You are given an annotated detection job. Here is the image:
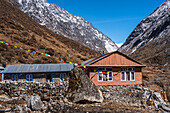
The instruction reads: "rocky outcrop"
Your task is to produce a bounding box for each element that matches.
[6,0,19,7]
[143,88,170,112]
[66,67,103,103]
[27,95,43,111]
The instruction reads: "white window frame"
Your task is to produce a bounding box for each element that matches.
[98,72,103,81]
[98,71,113,82]
[121,67,135,81]
[130,71,135,81]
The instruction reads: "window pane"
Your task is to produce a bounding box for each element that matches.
[131,72,135,80]
[128,68,132,71]
[109,72,112,80]
[98,73,102,81]
[26,74,33,81]
[103,74,107,81]
[126,72,130,81]
[98,68,104,71]
[121,72,125,80]
[16,75,18,81]
[106,68,112,71]
[12,75,15,81]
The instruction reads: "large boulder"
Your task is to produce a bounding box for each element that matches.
[66,67,103,103]
[27,95,43,111]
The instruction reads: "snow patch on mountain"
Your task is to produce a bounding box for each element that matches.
[119,0,170,54]
[116,43,123,48]
[16,0,118,52]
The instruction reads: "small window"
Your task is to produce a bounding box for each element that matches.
[128,68,132,71]
[106,68,112,71]
[121,72,125,81]
[11,74,19,81]
[109,72,112,81]
[98,68,104,71]
[98,73,103,81]
[26,74,33,81]
[126,72,130,81]
[121,67,135,81]
[98,71,112,81]
[131,72,135,81]
[59,73,67,82]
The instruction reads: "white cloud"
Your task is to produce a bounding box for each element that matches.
[116,43,123,48]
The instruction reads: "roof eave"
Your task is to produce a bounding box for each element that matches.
[86,65,146,67]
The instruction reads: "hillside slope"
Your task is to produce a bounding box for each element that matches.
[119,0,170,68]
[0,0,100,65]
[14,0,118,52]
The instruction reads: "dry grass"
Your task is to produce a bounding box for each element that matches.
[0,0,100,65]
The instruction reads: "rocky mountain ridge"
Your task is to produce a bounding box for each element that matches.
[15,0,118,52]
[119,0,170,54]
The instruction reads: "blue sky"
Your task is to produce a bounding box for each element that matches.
[47,0,166,45]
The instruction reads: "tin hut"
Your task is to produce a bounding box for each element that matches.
[3,64,74,82]
[82,51,145,86]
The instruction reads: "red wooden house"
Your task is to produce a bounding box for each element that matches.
[82,51,145,86]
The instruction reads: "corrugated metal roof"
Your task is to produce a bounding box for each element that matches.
[83,53,110,66]
[81,58,95,65]
[0,66,4,70]
[3,64,74,74]
[85,55,109,66]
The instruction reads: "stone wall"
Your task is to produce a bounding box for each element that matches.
[0,81,146,107]
[0,81,169,112]
[98,85,170,111]
[98,85,147,107]
[0,81,69,100]
[0,81,69,112]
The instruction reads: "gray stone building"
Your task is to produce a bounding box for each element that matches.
[3,64,74,82]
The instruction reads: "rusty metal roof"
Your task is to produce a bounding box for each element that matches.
[82,51,144,67]
[3,64,74,74]
[82,52,112,66]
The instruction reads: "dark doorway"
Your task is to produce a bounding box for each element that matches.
[45,73,53,82]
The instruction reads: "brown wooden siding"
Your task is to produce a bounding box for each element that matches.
[89,53,142,67]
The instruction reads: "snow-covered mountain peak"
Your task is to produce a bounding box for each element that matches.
[119,0,170,54]
[16,0,118,52]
